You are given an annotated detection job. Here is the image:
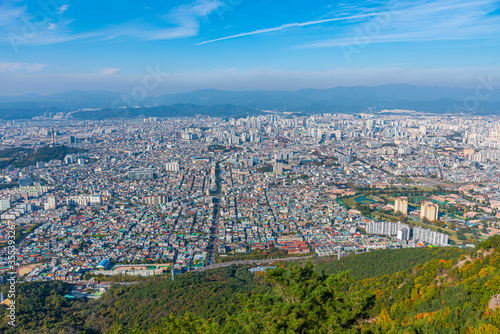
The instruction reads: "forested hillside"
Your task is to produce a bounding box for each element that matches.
[0,145,87,169]
[4,243,500,333]
[310,247,464,280]
[119,239,499,334]
[0,266,269,333]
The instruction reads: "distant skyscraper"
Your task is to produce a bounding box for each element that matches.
[250,134,261,143]
[127,168,154,180]
[395,197,408,215]
[67,196,90,206]
[421,201,438,221]
[273,162,284,175]
[0,198,11,211]
[397,226,410,241]
[46,196,57,210]
[166,162,180,172]
[143,195,169,206]
[90,195,102,205]
[398,145,412,155]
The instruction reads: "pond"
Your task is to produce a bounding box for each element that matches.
[355,196,376,203]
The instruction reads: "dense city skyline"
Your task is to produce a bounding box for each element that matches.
[1,113,500,279]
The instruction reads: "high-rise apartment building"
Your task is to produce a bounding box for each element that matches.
[46,196,57,210]
[395,197,408,215]
[413,227,448,246]
[67,196,90,206]
[273,162,284,175]
[366,221,409,240]
[165,162,180,172]
[0,198,11,211]
[274,151,294,161]
[90,195,102,205]
[143,195,169,206]
[397,226,410,241]
[127,168,155,180]
[421,201,439,221]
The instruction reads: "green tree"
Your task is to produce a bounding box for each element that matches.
[144,313,220,334]
[224,262,374,333]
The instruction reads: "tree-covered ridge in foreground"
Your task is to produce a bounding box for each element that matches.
[4,244,500,333]
[0,266,270,334]
[133,266,374,334]
[0,247,463,333]
[310,247,464,280]
[109,238,500,334]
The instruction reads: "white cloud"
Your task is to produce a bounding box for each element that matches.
[99,68,120,75]
[0,0,223,46]
[197,12,385,45]
[58,4,69,15]
[195,0,500,47]
[0,62,47,72]
[105,0,224,41]
[298,0,500,48]
[0,1,93,48]
[0,2,26,28]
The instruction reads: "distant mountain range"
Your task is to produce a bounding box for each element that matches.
[1,84,499,119]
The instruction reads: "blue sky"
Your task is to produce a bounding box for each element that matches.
[0,0,499,95]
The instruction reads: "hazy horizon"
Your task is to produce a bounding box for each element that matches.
[0,77,496,97]
[1,0,499,95]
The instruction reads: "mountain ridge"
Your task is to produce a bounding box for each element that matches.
[1,84,499,119]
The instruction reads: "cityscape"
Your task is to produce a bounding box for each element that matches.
[1,113,499,289]
[1,0,500,332]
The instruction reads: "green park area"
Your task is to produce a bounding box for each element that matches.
[341,190,476,244]
[0,145,87,169]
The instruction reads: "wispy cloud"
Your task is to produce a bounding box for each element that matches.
[58,4,69,15]
[0,0,222,47]
[0,0,93,47]
[196,12,386,45]
[99,68,120,75]
[298,0,500,48]
[0,62,47,72]
[196,0,500,47]
[105,0,223,41]
[0,1,26,29]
